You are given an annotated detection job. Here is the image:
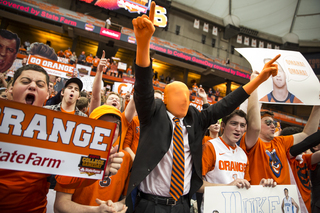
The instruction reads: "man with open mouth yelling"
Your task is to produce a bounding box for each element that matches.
[44,77,87,117]
[11,64,49,106]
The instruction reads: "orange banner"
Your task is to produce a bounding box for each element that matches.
[0,99,116,179]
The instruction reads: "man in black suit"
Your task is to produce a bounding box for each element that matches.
[126,2,280,212]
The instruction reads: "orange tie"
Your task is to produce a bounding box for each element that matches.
[170,117,185,201]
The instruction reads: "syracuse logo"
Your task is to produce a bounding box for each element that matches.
[295,156,311,190]
[78,154,106,176]
[265,149,283,178]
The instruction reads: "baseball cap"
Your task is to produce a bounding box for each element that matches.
[64,78,83,91]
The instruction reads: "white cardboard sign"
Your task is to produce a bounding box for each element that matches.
[204,185,299,213]
[236,48,320,105]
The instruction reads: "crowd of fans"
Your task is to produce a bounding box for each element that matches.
[8,34,223,101]
[1,6,320,213]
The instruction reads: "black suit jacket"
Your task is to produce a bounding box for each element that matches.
[126,63,249,212]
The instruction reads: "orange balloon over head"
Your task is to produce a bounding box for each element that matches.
[164,81,190,118]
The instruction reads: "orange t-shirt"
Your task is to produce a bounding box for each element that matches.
[57,51,65,57]
[92,58,100,67]
[110,64,117,71]
[288,153,316,213]
[192,85,198,93]
[0,170,50,213]
[64,50,72,58]
[202,138,250,181]
[55,150,132,205]
[123,116,140,153]
[240,132,294,185]
[86,56,93,63]
[60,107,75,115]
[126,67,132,74]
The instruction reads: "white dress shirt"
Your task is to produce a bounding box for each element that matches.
[139,111,192,196]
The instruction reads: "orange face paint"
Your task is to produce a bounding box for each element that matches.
[164,81,190,118]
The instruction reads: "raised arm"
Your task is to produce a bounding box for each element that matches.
[292,106,320,145]
[89,51,105,114]
[198,87,208,105]
[123,121,136,161]
[132,2,157,123]
[124,97,136,123]
[133,2,155,67]
[289,131,320,156]
[311,150,320,165]
[245,71,261,149]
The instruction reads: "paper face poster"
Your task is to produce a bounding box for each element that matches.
[236,48,320,105]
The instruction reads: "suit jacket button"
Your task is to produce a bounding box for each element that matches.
[147,169,151,172]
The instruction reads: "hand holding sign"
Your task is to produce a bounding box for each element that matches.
[105,145,124,176]
[230,178,251,189]
[259,178,277,187]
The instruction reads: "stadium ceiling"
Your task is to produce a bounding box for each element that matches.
[171,0,320,42]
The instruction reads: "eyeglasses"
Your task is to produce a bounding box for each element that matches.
[265,119,277,127]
